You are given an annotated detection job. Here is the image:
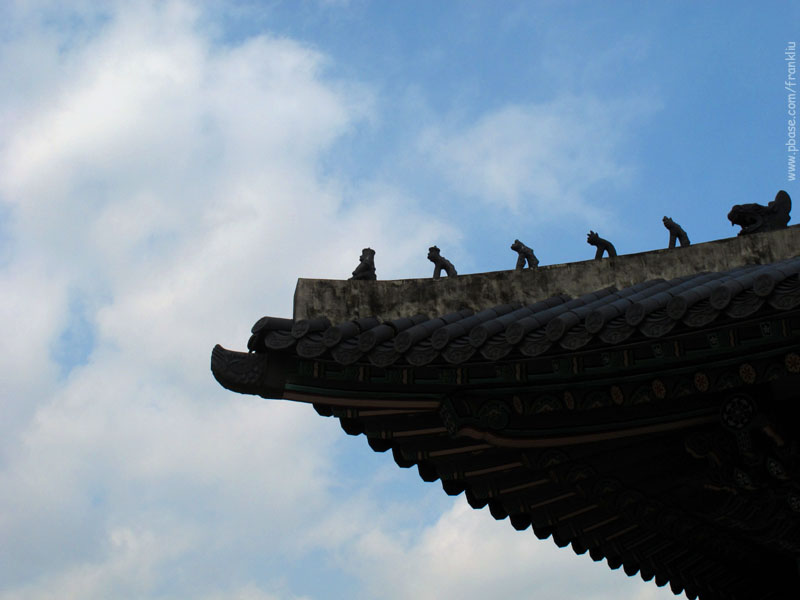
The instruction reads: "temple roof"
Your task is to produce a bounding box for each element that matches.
[250,256,800,370]
[212,230,800,600]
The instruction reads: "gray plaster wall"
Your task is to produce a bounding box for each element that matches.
[293,226,800,322]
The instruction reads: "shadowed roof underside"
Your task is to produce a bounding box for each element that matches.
[213,251,800,600]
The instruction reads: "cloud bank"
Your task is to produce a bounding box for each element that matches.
[0,2,674,599]
[419,96,645,224]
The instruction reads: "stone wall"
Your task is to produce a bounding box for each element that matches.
[293,225,800,322]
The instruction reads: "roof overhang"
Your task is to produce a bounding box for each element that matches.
[213,228,800,600]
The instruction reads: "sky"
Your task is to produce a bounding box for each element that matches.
[1,1,798,599]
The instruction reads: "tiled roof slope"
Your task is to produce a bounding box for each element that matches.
[249,257,800,367]
[213,254,800,600]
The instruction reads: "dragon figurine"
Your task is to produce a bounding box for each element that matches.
[728,190,791,235]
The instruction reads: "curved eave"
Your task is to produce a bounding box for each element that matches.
[212,251,800,600]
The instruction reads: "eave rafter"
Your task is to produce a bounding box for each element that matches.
[212,243,800,600]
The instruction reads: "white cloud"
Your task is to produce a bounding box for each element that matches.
[0,259,66,444]
[0,2,674,600]
[340,498,675,600]
[0,1,455,598]
[420,96,648,224]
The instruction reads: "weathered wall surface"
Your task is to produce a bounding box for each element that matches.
[293,225,800,322]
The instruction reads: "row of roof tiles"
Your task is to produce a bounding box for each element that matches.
[248,257,800,367]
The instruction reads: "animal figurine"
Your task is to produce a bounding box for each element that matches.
[587,231,617,259]
[427,246,457,279]
[662,216,690,248]
[510,239,539,270]
[349,248,376,280]
[728,190,792,235]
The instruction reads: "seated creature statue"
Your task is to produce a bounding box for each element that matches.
[662,216,691,248]
[349,247,377,280]
[510,239,539,270]
[427,246,457,279]
[587,230,617,260]
[727,190,792,235]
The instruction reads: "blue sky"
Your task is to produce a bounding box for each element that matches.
[0,2,797,599]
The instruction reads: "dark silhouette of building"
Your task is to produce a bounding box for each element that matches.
[213,226,800,600]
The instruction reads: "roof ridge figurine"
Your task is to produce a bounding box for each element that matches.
[427,246,457,279]
[510,239,539,270]
[663,216,690,248]
[349,248,376,280]
[728,190,792,235]
[341,190,792,279]
[587,230,617,259]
